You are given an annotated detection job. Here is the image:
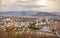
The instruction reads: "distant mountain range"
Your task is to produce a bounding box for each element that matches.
[0,11,37,16]
[31,12,57,16]
[0,11,58,16]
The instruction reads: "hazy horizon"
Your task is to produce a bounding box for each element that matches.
[0,0,60,15]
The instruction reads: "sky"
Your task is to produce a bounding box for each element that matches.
[0,0,60,15]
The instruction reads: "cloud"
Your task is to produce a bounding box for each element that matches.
[0,0,60,12]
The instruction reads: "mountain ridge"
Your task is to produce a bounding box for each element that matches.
[31,12,57,16]
[0,11,58,16]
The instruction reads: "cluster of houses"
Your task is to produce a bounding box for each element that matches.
[0,16,60,37]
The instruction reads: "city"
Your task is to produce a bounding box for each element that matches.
[0,0,60,38]
[0,16,60,38]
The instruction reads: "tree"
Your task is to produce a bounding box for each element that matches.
[29,22,42,30]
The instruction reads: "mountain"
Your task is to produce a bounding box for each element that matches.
[0,11,38,16]
[31,12,57,16]
[0,11,58,16]
[0,11,27,16]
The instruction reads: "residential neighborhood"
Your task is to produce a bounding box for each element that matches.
[0,16,60,38]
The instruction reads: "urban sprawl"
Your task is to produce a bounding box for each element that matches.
[0,16,60,38]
